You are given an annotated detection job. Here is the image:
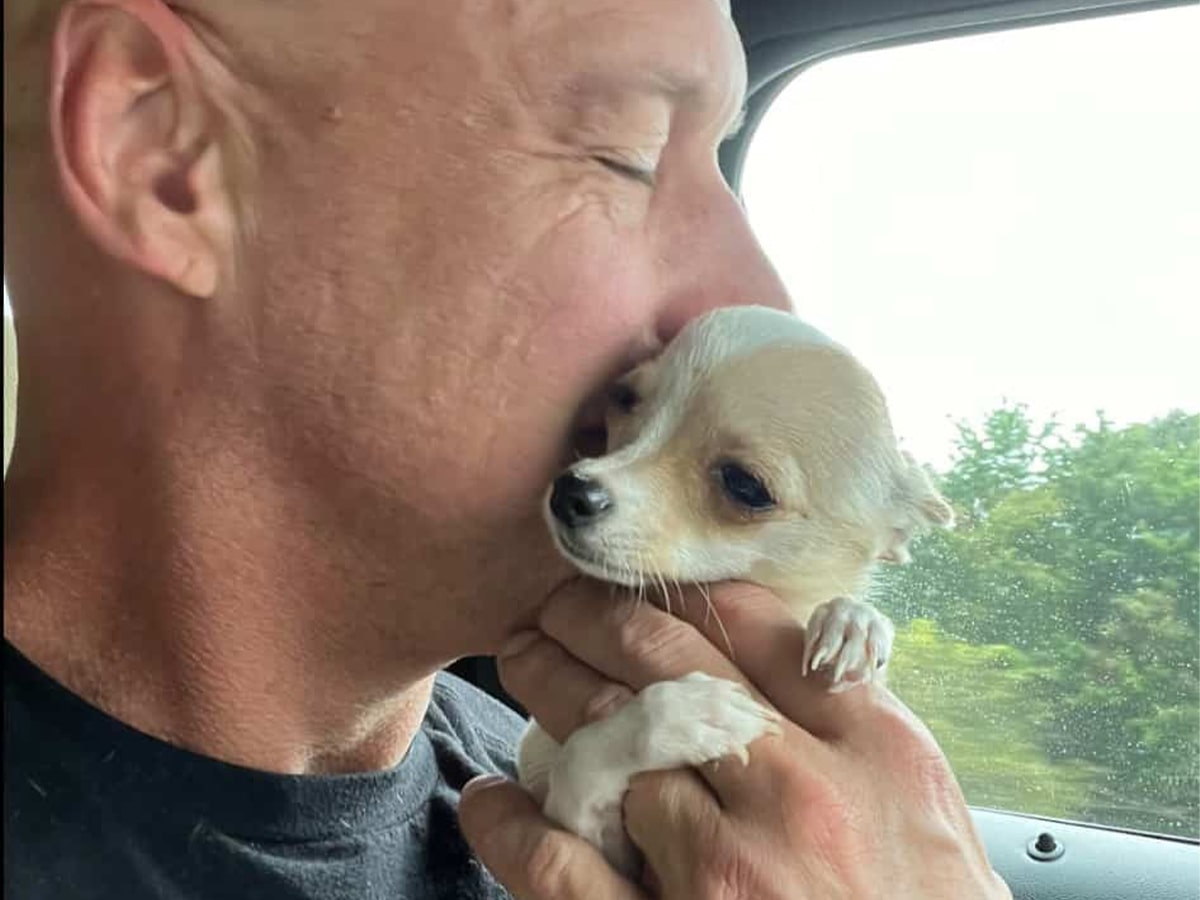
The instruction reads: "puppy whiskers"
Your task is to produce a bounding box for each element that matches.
[696,582,735,662]
[634,550,647,610]
[654,569,672,618]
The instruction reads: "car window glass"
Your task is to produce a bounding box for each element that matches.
[743,5,1200,838]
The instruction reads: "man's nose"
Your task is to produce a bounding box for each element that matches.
[654,180,792,345]
[549,472,614,528]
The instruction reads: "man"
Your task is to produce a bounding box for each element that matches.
[3,0,1011,897]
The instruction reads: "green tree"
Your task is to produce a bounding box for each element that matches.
[888,619,1098,817]
[878,405,1199,837]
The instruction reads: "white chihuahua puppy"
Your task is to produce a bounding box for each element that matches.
[518,305,953,876]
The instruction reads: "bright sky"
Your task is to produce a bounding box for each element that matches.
[742,5,1200,469]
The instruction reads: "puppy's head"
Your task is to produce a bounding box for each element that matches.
[546,306,952,597]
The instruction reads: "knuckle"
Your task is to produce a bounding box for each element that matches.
[522,828,578,897]
[582,682,634,723]
[708,581,770,616]
[766,752,862,853]
[764,741,835,807]
[875,700,954,788]
[696,846,758,900]
[774,759,825,807]
[497,637,559,697]
[613,604,694,667]
[625,776,758,900]
[903,739,961,801]
[626,770,694,830]
[801,795,860,861]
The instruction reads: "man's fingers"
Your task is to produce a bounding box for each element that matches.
[534,580,821,806]
[498,631,634,742]
[458,775,646,900]
[538,582,750,694]
[672,581,881,739]
[622,768,725,894]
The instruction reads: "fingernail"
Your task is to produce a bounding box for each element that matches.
[462,774,506,798]
[498,630,541,659]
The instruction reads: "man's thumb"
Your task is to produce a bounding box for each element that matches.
[458,774,642,900]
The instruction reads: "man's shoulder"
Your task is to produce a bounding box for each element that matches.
[426,669,527,780]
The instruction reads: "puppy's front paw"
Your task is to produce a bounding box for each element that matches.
[543,673,781,878]
[632,672,783,768]
[801,597,894,693]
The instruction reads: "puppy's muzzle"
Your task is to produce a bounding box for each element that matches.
[549,472,614,529]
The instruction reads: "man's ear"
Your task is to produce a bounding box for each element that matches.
[49,0,236,298]
[878,452,955,564]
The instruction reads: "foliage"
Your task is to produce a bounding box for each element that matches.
[888,620,1099,817]
[877,405,1199,838]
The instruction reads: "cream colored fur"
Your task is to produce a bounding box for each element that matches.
[519,305,952,876]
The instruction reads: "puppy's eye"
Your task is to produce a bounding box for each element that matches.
[718,462,776,511]
[608,382,640,414]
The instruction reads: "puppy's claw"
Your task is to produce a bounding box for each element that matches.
[809,647,827,672]
[801,607,831,676]
[832,653,851,684]
[801,597,894,693]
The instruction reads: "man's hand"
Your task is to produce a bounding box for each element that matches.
[458,580,1012,899]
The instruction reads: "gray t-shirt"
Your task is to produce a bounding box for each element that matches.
[4,641,523,899]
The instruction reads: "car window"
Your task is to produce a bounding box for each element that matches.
[742,6,1199,838]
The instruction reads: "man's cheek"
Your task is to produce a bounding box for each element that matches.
[534,214,657,328]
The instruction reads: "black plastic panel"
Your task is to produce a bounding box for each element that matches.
[973,808,1200,900]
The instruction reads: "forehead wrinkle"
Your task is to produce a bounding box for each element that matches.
[509,0,746,141]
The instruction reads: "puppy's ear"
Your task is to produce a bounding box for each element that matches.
[624,356,662,399]
[879,452,954,564]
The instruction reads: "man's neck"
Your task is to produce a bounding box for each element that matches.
[3,435,442,775]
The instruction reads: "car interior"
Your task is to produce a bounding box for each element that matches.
[451,0,1200,897]
[4,0,1197,897]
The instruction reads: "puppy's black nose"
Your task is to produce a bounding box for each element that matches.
[549,473,613,528]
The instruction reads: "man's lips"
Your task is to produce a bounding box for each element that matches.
[569,393,610,459]
[567,338,663,461]
[571,424,608,459]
